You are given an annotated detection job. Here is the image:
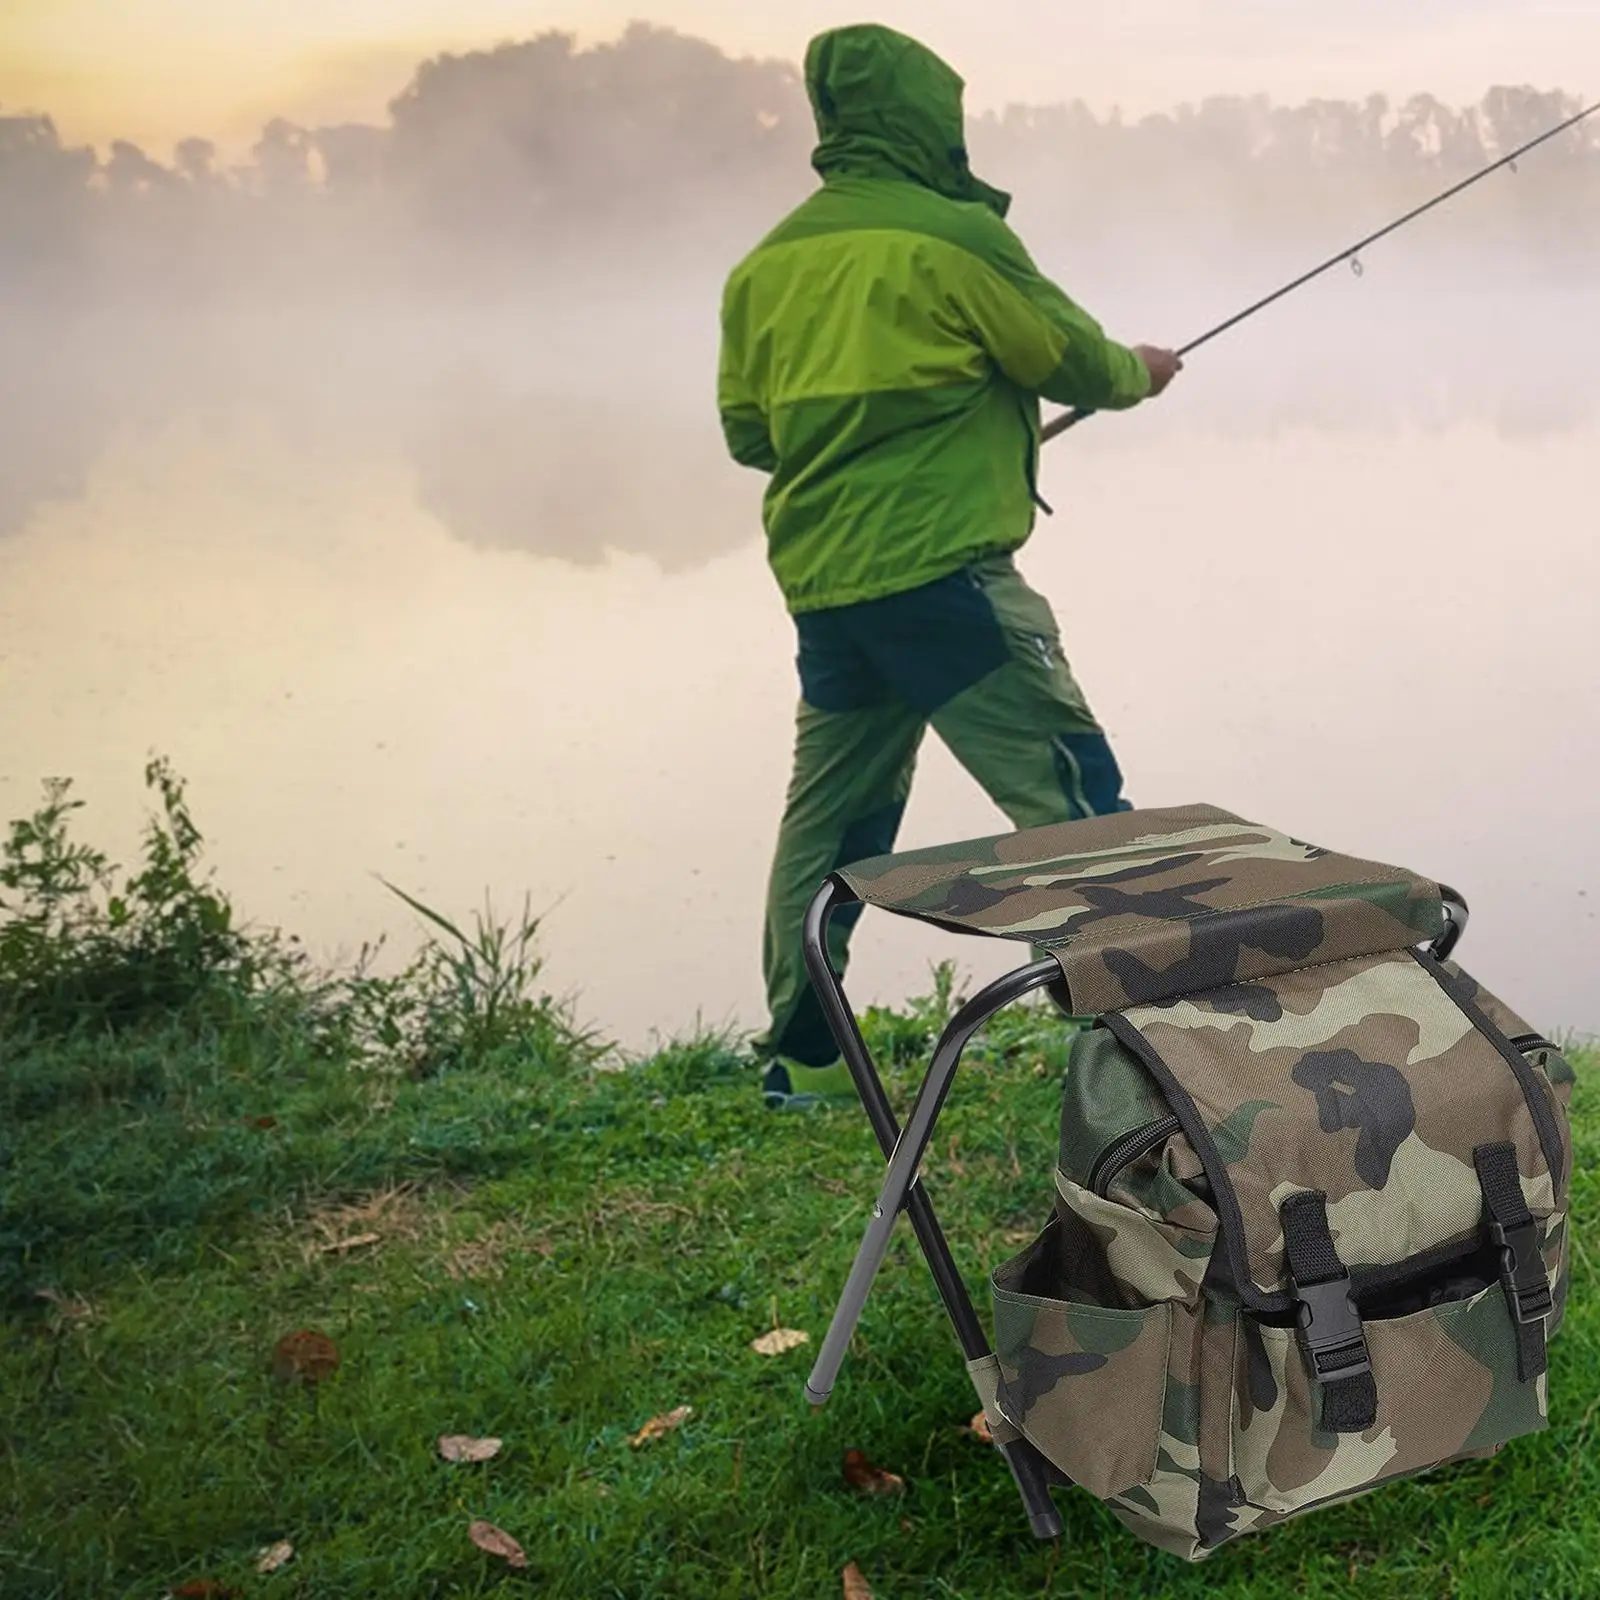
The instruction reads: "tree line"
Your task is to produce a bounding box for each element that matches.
[3,23,1594,299]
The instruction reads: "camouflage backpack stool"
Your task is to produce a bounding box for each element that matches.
[800,804,1574,1557]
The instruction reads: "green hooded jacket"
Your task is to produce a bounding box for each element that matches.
[717,24,1152,615]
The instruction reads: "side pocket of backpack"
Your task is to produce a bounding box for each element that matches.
[991,1173,1216,1503]
[993,1241,1171,1500]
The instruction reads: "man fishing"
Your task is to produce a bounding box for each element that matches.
[717,22,1182,1108]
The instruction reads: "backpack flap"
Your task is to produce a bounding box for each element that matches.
[1103,945,1568,1419]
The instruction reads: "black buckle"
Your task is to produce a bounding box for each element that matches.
[1291,1274,1372,1382]
[1490,1218,1553,1324]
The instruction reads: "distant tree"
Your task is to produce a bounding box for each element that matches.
[173,136,219,186]
[104,140,174,193]
[384,24,808,247]
[312,123,386,192]
[251,118,316,194]
[1480,86,1583,155]
[0,114,95,288]
[0,113,95,196]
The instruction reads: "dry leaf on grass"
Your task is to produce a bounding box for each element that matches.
[255,1541,294,1574]
[438,1434,503,1463]
[34,1287,94,1323]
[750,1327,809,1356]
[316,1232,381,1255]
[966,1410,994,1444]
[270,1329,340,1387]
[842,1449,905,1497]
[842,1561,874,1599]
[167,1583,238,1599]
[1001,1228,1034,1245]
[468,1519,527,1568]
[629,1405,693,1447]
[300,1181,436,1265]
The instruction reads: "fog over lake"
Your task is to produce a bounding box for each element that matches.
[3,37,1596,1048]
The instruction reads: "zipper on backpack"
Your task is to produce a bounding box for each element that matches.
[1089,1115,1183,1197]
[1510,1032,1561,1056]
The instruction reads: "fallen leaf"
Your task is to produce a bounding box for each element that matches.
[241,1116,278,1130]
[271,1329,340,1386]
[255,1540,294,1574]
[438,1433,504,1462]
[1001,1229,1034,1245]
[899,1518,913,1533]
[316,1232,381,1255]
[468,1519,527,1568]
[751,1327,809,1356]
[168,1584,238,1599]
[842,1449,905,1496]
[34,1287,93,1323]
[966,1410,994,1445]
[629,1405,693,1447]
[842,1561,874,1599]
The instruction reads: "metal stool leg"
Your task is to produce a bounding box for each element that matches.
[799,878,1065,1540]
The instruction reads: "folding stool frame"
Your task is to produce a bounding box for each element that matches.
[798,870,1470,1540]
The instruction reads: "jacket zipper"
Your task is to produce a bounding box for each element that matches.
[1020,406,1054,515]
[1089,1115,1182,1196]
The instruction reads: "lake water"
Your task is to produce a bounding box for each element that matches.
[3,405,1595,1054]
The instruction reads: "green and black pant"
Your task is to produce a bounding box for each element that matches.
[760,552,1131,1067]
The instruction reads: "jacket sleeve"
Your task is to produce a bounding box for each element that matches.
[718,279,779,473]
[946,216,1152,412]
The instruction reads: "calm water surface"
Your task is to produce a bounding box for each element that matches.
[2,414,1595,1051]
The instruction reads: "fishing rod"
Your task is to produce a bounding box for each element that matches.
[1041,95,1600,443]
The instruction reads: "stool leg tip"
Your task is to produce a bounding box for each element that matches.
[1028,1506,1065,1541]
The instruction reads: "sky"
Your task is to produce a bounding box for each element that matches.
[1,0,1595,157]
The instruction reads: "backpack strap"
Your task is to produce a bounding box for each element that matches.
[1473,1142,1552,1382]
[1280,1191,1378,1433]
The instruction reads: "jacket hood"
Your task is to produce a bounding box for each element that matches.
[803,24,1011,217]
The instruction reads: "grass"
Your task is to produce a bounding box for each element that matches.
[1,769,1596,1599]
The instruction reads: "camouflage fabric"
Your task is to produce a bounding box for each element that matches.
[953,809,1575,1559]
[837,804,1447,1012]
[1115,949,1564,1303]
[1229,1283,1545,1517]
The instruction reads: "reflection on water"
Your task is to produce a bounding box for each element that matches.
[2,413,1595,1050]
